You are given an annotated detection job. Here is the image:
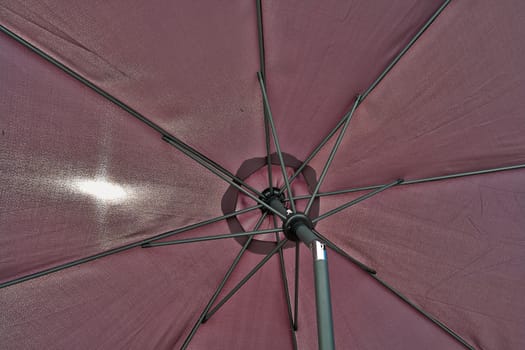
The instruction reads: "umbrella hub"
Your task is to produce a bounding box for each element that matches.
[260,187,315,243]
[259,187,285,213]
[282,212,314,242]
[221,154,320,254]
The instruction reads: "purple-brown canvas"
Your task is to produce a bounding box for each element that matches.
[1,1,524,349]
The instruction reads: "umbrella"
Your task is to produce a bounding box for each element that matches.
[1,0,524,349]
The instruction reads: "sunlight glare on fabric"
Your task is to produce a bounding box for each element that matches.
[72,178,129,202]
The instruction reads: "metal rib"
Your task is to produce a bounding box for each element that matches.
[264,114,274,188]
[371,274,475,350]
[305,164,525,199]
[180,213,268,349]
[143,228,280,247]
[256,0,266,79]
[278,106,355,196]
[313,179,403,223]
[305,95,360,215]
[313,229,376,274]
[294,241,300,330]
[256,0,273,188]
[0,204,261,289]
[0,24,262,199]
[204,238,288,322]
[361,0,452,100]
[279,0,452,194]
[163,136,286,220]
[162,135,262,197]
[273,216,298,350]
[258,72,297,213]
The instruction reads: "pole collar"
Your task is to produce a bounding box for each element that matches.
[282,212,313,242]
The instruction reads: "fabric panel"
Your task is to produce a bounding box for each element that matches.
[283,246,466,350]
[262,0,445,161]
[318,0,525,190]
[0,236,242,349]
[0,33,227,283]
[317,168,525,349]
[0,0,265,173]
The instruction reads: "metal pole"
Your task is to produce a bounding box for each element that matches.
[267,197,335,349]
[295,225,335,350]
[312,240,335,350]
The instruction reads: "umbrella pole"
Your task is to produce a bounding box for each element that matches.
[312,240,335,350]
[268,198,336,350]
[295,222,335,350]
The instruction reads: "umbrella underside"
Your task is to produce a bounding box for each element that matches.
[1,0,525,349]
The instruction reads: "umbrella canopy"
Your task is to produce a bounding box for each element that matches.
[1,0,524,349]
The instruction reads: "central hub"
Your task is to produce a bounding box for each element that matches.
[260,187,315,243]
[259,187,285,214]
[282,212,313,242]
[221,153,320,255]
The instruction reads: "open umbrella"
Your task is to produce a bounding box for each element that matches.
[1,0,524,349]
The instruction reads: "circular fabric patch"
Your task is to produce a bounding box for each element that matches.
[221,153,319,254]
